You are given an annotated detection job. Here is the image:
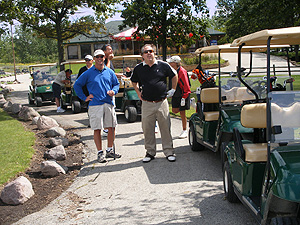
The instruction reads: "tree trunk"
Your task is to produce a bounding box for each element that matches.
[56,24,65,71]
[295,45,299,62]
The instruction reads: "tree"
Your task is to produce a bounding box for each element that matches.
[3,0,120,70]
[120,0,209,60]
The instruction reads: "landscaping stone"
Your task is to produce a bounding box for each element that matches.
[37,115,59,130]
[3,101,13,112]
[32,116,40,125]
[46,127,66,137]
[11,103,22,114]
[18,106,40,121]
[40,160,66,177]
[44,145,66,161]
[0,176,35,205]
[0,98,6,108]
[49,137,69,147]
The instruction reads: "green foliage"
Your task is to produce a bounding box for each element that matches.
[183,54,225,65]
[120,0,209,60]
[0,109,35,185]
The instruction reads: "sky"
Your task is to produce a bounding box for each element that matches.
[74,0,217,23]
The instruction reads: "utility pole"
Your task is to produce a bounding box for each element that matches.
[10,23,18,82]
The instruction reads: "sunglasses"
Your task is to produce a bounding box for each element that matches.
[95,55,104,58]
[144,50,154,54]
[85,59,92,61]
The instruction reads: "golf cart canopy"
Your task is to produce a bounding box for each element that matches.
[29,63,57,68]
[195,44,290,54]
[111,55,142,60]
[231,26,300,46]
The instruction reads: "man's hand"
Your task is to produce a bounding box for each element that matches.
[85,94,93,102]
[107,90,115,97]
[180,98,185,106]
[167,89,176,98]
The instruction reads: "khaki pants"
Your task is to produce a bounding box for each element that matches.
[142,99,174,157]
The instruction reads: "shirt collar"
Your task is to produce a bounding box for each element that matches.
[143,59,158,66]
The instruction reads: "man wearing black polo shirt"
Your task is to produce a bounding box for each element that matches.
[131,44,178,163]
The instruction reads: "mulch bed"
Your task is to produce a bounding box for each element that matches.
[0,117,84,225]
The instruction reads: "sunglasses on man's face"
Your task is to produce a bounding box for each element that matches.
[144,50,154,54]
[95,55,104,58]
[85,59,92,61]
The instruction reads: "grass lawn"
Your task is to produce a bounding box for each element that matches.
[0,109,35,186]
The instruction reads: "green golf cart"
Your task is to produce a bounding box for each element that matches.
[223,26,300,224]
[28,63,57,106]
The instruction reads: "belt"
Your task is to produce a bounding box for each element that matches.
[142,98,166,103]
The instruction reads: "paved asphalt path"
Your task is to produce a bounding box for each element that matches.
[2,53,289,224]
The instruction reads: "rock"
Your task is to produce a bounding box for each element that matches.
[49,137,69,147]
[0,93,4,99]
[11,103,23,114]
[18,106,40,121]
[32,116,40,125]
[0,98,6,108]
[44,145,66,161]
[3,101,13,112]
[37,115,59,130]
[40,160,66,177]
[46,127,66,137]
[0,176,35,205]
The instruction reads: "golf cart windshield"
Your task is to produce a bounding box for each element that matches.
[30,64,57,86]
[270,91,300,144]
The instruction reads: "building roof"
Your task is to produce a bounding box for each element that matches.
[207,28,226,36]
[64,20,129,44]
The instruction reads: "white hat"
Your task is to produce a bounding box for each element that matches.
[94,49,105,57]
[167,56,181,63]
[84,55,93,60]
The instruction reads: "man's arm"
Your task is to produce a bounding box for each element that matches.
[132,82,142,100]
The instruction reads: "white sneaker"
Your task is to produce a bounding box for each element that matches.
[102,129,108,136]
[167,155,176,162]
[155,125,159,133]
[179,130,188,139]
[190,98,196,110]
[57,108,65,113]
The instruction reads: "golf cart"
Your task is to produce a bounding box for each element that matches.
[222,26,300,224]
[60,60,88,113]
[112,55,142,122]
[188,44,291,154]
[28,63,57,106]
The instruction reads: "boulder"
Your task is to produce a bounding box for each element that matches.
[46,127,66,137]
[49,137,69,147]
[0,98,6,108]
[0,93,4,99]
[0,176,34,205]
[40,160,66,177]
[18,106,40,121]
[44,145,66,161]
[32,116,40,125]
[11,103,22,114]
[37,115,59,130]
[3,101,13,112]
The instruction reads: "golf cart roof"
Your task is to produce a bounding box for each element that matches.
[231,26,300,46]
[61,60,86,65]
[112,55,142,60]
[195,44,290,54]
[28,63,57,68]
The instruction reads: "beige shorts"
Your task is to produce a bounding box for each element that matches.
[88,104,117,130]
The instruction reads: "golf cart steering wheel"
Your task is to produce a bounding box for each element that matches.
[246,80,267,97]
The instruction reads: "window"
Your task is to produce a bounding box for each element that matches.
[94,43,104,51]
[68,46,78,59]
[80,44,91,59]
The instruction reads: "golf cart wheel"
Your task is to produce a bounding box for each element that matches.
[188,123,205,151]
[270,217,300,225]
[35,97,42,107]
[28,94,34,105]
[72,101,81,114]
[223,161,238,203]
[124,105,137,122]
[60,98,67,109]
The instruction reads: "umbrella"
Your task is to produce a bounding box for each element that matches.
[113,27,138,41]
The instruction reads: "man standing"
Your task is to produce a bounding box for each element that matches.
[131,44,178,163]
[52,69,72,113]
[74,49,121,163]
[168,56,191,139]
[77,54,94,96]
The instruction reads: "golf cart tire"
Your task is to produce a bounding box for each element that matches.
[124,105,137,122]
[60,98,67,109]
[223,161,239,203]
[28,94,34,105]
[270,217,300,225]
[188,123,205,151]
[35,97,42,107]
[72,101,81,114]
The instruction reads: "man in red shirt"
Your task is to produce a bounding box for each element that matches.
[168,56,191,139]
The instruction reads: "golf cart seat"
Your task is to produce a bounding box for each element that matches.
[200,87,219,121]
[240,103,267,162]
[116,77,133,97]
[222,87,255,104]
